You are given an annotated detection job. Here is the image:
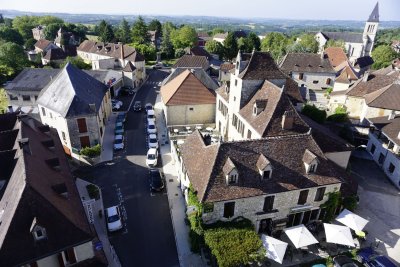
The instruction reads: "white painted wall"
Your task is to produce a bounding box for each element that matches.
[36,254,59,267]
[74,241,95,262]
[291,71,336,91]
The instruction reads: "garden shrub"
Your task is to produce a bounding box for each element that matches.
[86,184,100,200]
[302,104,327,124]
[80,144,101,158]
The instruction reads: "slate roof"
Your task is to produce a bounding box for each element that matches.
[162,68,218,90]
[335,63,359,83]
[0,113,93,266]
[238,80,310,137]
[354,56,374,69]
[368,116,400,146]
[320,32,364,44]
[185,46,212,58]
[368,2,379,22]
[181,131,345,202]
[325,47,348,69]
[238,51,287,80]
[77,40,145,62]
[37,63,109,117]
[43,48,67,61]
[34,39,52,50]
[364,82,400,111]
[172,55,209,70]
[160,69,216,106]
[5,68,61,92]
[279,53,336,74]
[346,71,399,97]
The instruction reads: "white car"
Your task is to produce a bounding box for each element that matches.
[147,120,157,134]
[114,135,124,150]
[112,99,123,107]
[148,134,158,149]
[106,206,123,232]
[146,148,158,167]
[147,109,156,123]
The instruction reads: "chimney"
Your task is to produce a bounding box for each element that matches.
[388,111,396,120]
[89,104,96,113]
[281,111,294,130]
[120,43,125,68]
[363,72,370,82]
[320,52,325,59]
[18,138,31,154]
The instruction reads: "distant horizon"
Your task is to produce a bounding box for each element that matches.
[1,0,399,21]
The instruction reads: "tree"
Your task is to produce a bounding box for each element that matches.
[248,32,261,51]
[131,16,150,45]
[223,32,238,60]
[60,56,91,70]
[131,43,156,61]
[160,22,175,59]
[205,40,224,58]
[115,18,131,43]
[98,20,114,43]
[211,28,224,36]
[287,33,319,53]
[12,16,39,40]
[24,38,36,50]
[38,16,63,26]
[0,42,29,78]
[326,39,346,50]
[170,25,197,49]
[148,19,162,34]
[0,26,24,45]
[261,32,290,61]
[237,37,253,53]
[371,45,398,69]
[64,23,87,43]
[44,23,63,40]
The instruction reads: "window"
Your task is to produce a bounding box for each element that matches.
[189,107,194,111]
[309,164,316,173]
[62,131,66,141]
[370,144,376,154]
[263,170,271,179]
[22,95,30,101]
[314,187,326,201]
[326,78,331,85]
[298,190,309,205]
[9,94,18,100]
[263,196,275,212]
[223,202,235,218]
[34,95,38,101]
[235,79,238,86]
[41,107,46,116]
[299,73,304,80]
[80,136,90,148]
[378,153,385,165]
[49,113,53,119]
[247,129,252,139]
[77,118,88,133]
[232,114,238,127]
[228,174,237,184]
[389,163,395,174]
[351,47,355,56]
[312,80,319,84]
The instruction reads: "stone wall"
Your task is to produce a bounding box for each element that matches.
[166,104,216,126]
[291,71,336,90]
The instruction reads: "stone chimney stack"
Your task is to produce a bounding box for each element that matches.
[120,42,125,68]
[282,110,294,130]
[89,103,96,113]
[363,72,370,82]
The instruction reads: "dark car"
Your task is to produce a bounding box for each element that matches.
[333,255,358,267]
[149,169,164,192]
[133,101,142,112]
[116,112,126,123]
[120,86,135,96]
[357,248,397,267]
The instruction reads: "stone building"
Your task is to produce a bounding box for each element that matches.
[0,112,106,266]
[279,52,336,90]
[315,2,379,64]
[160,68,218,126]
[32,25,46,40]
[179,130,354,234]
[37,63,112,159]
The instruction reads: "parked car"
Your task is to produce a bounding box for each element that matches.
[115,121,123,128]
[333,255,358,267]
[106,206,123,232]
[115,125,124,135]
[112,99,123,107]
[148,134,158,149]
[133,101,142,112]
[116,112,126,123]
[357,248,397,267]
[147,109,156,123]
[120,86,134,96]
[112,103,121,111]
[145,103,153,112]
[147,120,157,134]
[149,168,164,192]
[114,135,124,150]
[146,148,158,167]
[152,62,164,69]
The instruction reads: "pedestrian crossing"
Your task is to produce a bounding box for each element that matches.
[146,81,161,86]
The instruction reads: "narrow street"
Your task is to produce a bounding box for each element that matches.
[75,70,179,267]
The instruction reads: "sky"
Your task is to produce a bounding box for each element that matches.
[1,0,400,21]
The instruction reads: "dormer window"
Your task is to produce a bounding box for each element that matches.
[223,157,238,185]
[253,99,267,116]
[257,154,272,179]
[30,217,47,241]
[303,149,318,174]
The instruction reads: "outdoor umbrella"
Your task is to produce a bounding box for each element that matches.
[323,223,355,247]
[336,209,369,233]
[261,234,288,264]
[284,224,318,248]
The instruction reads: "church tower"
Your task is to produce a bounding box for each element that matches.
[363,2,379,56]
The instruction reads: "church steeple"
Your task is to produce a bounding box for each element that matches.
[367,2,379,23]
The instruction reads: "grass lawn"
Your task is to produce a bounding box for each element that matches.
[146,58,178,67]
[0,88,8,114]
[86,35,99,41]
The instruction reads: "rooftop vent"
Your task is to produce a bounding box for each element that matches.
[45,157,61,171]
[42,139,55,150]
[30,217,47,242]
[38,125,50,133]
[281,110,295,130]
[51,182,68,198]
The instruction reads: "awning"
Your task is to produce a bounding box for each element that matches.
[261,234,288,264]
[323,223,355,247]
[284,224,318,248]
[336,209,368,232]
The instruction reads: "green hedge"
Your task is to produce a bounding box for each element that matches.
[86,184,100,200]
[327,113,349,123]
[204,228,265,267]
[302,104,327,124]
[80,144,101,158]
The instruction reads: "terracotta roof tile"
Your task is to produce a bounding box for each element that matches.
[368,116,400,146]
[346,71,399,97]
[364,82,400,110]
[34,39,52,50]
[173,55,209,70]
[280,53,336,74]
[239,51,287,80]
[77,40,144,62]
[325,47,348,68]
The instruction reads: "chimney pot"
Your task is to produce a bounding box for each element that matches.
[282,111,294,130]
[363,72,370,82]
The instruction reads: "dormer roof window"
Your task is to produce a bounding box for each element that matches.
[223,157,238,185]
[30,217,47,241]
[303,149,318,174]
[253,99,267,116]
[256,154,272,179]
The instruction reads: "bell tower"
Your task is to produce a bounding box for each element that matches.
[363,2,379,56]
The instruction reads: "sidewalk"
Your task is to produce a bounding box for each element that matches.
[154,96,207,267]
[76,178,122,267]
[100,113,117,163]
